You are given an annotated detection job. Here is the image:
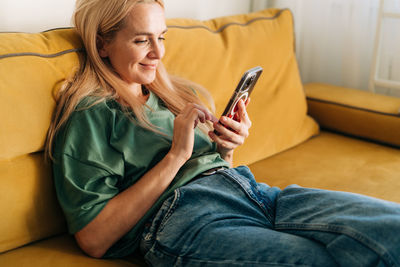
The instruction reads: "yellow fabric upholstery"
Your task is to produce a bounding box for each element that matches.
[305,83,400,147]
[249,131,400,203]
[163,9,319,166]
[0,30,82,160]
[0,29,81,253]
[0,235,143,267]
[0,154,66,253]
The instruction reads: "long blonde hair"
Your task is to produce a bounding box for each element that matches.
[45,0,215,160]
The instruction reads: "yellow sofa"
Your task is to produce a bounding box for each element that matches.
[1,8,400,266]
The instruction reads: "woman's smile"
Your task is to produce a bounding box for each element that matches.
[139,62,158,70]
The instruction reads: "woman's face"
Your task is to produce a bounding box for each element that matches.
[100,3,167,87]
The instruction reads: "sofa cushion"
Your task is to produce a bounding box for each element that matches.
[163,8,319,166]
[0,29,82,160]
[249,131,400,203]
[0,234,144,266]
[305,83,400,147]
[0,154,67,253]
[0,29,81,253]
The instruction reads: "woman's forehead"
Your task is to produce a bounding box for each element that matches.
[123,2,166,35]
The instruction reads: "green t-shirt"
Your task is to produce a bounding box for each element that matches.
[52,91,229,258]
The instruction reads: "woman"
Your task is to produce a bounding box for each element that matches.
[46,0,400,265]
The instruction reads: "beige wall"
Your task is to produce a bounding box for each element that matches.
[0,0,253,32]
[0,0,75,32]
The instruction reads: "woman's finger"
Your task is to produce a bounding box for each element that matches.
[212,120,245,146]
[237,99,252,128]
[182,103,216,126]
[218,115,248,139]
[208,131,238,150]
[245,97,251,107]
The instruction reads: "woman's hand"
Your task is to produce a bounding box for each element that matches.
[208,99,252,166]
[169,103,217,165]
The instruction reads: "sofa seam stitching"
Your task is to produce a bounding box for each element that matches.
[166,9,288,34]
[307,97,400,117]
[0,48,84,60]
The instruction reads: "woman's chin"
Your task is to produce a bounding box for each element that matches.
[140,73,157,85]
[126,75,155,86]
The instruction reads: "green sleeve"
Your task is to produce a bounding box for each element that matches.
[52,101,124,234]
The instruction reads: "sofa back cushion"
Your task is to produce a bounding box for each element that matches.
[164,8,319,166]
[0,29,81,253]
[0,8,318,252]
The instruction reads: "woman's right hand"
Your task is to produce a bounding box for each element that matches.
[169,103,216,165]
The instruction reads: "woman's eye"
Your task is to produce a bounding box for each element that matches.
[134,39,148,44]
[134,36,165,45]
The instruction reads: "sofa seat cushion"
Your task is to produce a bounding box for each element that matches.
[249,131,400,203]
[0,234,145,267]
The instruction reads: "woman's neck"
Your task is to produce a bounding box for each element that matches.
[116,84,149,107]
[128,83,149,102]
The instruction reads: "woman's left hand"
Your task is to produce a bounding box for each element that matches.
[208,99,252,166]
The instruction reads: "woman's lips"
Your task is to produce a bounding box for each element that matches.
[139,63,157,70]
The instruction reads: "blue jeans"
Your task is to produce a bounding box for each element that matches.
[140,166,400,266]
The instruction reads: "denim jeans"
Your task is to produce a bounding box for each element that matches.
[140,166,400,266]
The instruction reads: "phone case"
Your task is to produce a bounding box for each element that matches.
[222,66,263,119]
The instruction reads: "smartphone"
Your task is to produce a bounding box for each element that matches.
[221,66,263,119]
[214,66,263,134]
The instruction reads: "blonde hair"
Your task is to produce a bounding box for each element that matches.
[45,0,215,160]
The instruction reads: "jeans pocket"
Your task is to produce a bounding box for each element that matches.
[140,189,181,255]
[156,189,182,235]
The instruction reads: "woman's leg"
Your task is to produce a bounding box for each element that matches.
[274,185,400,266]
[140,167,338,266]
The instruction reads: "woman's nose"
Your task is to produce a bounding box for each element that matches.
[148,40,164,59]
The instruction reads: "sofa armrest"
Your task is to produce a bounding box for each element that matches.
[304,83,400,147]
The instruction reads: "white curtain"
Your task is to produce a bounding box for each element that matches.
[252,0,400,97]
[379,0,400,97]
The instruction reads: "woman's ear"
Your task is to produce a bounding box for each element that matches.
[97,35,108,58]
